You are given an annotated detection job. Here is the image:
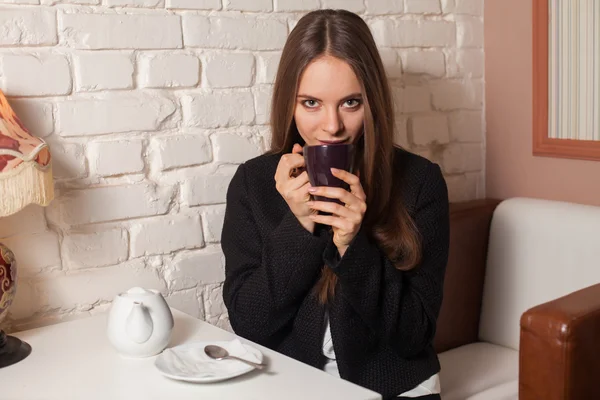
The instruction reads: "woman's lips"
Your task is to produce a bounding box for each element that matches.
[318,139,348,145]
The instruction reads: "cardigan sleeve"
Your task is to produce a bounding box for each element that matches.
[323,162,450,358]
[221,163,328,348]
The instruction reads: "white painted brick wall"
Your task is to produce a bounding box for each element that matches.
[74,52,134,91]
[88,140,144,177]
[0,0,485,333]
[0,8,56,46]
[0,54,71,96]
[139,53,200,88]
[62,229,129,269]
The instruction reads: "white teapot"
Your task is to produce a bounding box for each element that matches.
[107,287,174,358]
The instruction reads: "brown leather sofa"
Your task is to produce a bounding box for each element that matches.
[434,199,600,400]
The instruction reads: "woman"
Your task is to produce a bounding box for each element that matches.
[221,9,449,400]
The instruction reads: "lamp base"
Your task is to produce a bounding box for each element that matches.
[0,329,31,368]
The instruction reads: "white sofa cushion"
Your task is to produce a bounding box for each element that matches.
[478,197,600,350]
[438,342,518,400]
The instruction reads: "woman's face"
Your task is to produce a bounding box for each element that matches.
[294,55,365,146]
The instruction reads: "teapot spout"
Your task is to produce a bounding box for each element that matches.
[126,302,153,344]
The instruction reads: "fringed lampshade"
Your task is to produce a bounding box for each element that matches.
[0,89,54,368]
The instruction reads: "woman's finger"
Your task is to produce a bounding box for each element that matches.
[275,153,305,182]
[287,171,309,191]
[308,186,358,206]
[331,168,366,201]
[307,200,356,218]
[308,214,353,231]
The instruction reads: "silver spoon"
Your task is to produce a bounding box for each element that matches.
[204,345,266,370]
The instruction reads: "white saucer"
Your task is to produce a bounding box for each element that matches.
[155,339,263,383]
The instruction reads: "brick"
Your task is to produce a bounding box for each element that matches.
[448,111,482,142]
[56,184,173,225]
[1,231,61,277]
[457,49,483,77]
[74,52,134,91]
[152,134,212,170]
[42,0,98,4]
[8,99,53,137]
[57,94,176,136]
[0,205,46,239]
[183,15,287,50]
[203,283,230,329]
[445,174,477,202]
[257,52,281,84]
[130,214,204,257]
[224,0,271,11]
[322,0,365,13]
[393,117,409,148]
[165,289,204,319]
[36,259,167,311]
[212,133,263,164]
[431,80,483,110]
[6,278,37,321]
[165,246,225,291]
[62,229,128,269]
[0,54,71,96]
[442,143,483,173]
[371,20,455,47]
[253,85,272,125]
[457,16,483,47]
[258,125,272,150]
[88,140,144,177]
[275,0,318,11]
[201,205,226,243]
[411,115,450,146]
[394,85,431,113]
[379,49,402,80]
[47,141,87,179]
[467,171,484,199]
[60,13,182,49]
[181,91,254,128]
[456,0,483,16]
[139,53,199,88]
[1,0,39,4]
[166,0,220,9]
[0,8,56,45]
[365,0,403,14]
[205,53,254,88]
[447,49,483,78]
[441,0,455,13]
[183,174,234,206]
[401,50,445,77]
[405,0,441,14]
[105,0,164,6]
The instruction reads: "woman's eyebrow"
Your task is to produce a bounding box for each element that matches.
[296,93,363,101]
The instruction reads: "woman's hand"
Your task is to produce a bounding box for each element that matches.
[274,144,316,233]
[307,168,367,257]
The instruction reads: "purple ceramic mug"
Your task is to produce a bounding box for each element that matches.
[303,143,355,204]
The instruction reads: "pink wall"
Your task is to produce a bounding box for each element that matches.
[485,0,600,206]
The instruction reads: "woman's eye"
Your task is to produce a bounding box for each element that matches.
[303,99,319,108]
[343,99,361,108]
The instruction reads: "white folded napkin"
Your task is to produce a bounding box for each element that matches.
[162,339,261,378]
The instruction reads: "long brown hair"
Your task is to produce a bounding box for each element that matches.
[269,9,421,303]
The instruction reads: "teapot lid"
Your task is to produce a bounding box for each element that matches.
[120,287,157,298]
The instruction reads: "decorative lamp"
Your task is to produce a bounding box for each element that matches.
[0,89,54,368]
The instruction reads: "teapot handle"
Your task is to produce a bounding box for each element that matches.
[126,302,153,344]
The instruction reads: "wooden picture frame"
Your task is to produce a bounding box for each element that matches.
[532,0,600,161]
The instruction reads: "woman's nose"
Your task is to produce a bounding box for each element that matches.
[321,107,343,135]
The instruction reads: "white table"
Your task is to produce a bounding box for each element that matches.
[1,309,381,400]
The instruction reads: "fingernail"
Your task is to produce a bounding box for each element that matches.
[330,168,339,173]
[308,187,317,193]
